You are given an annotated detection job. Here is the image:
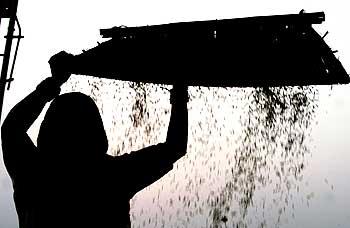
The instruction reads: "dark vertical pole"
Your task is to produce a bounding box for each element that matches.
[0,0,19,122]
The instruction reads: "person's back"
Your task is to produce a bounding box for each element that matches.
[1,51,188,228]
[21,155,131,228]
[14,158,114,228]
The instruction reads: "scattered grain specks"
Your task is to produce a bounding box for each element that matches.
[62,77,320,228]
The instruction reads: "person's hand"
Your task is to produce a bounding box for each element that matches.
[170,83,188,105]
[48,51,74,85]
[36,77,61,101]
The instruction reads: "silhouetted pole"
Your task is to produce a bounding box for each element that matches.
[0,0,19,122]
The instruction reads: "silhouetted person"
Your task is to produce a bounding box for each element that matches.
[1,51,188,228]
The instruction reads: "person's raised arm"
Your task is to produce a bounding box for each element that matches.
[116,83,189,196]
[1,51,73,180]
[165,83,188,160]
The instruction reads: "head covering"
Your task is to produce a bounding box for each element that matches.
[37,92,108,159]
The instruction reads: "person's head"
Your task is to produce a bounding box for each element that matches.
[37,92,108,159]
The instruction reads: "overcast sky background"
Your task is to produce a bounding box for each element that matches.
[1,0,350,227]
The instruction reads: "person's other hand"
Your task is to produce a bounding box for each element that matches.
[48,51,74,85]
[170,83,188,105]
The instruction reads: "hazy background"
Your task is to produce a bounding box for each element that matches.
[1,0,350,227]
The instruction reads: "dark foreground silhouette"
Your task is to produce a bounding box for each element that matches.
[1,51,188,228]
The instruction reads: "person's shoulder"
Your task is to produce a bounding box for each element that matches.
[104,143,169,163]
[103,154,130,173]
[104,153,126,162]
[140,142,167,151]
